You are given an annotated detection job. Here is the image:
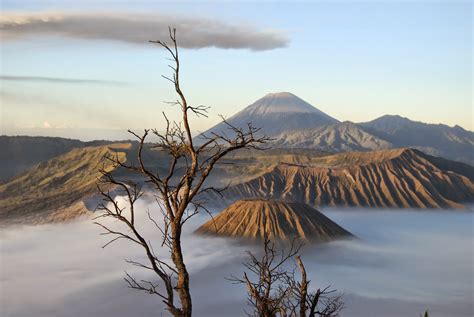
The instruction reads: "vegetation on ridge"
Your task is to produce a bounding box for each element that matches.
[0,143,129,224]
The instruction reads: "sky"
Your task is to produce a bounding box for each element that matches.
[1,0,472,140]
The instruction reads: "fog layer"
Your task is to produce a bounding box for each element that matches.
[1,200,472,317]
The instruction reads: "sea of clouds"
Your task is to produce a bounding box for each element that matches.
[1,197,472,317]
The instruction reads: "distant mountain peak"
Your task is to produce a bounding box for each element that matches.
[246,92,320,115]
[241,92,338,123]
[200,93,339,138]
[263,91,296,98]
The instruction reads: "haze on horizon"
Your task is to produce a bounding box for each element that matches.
[1,0,472,140]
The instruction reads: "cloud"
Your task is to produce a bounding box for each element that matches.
[0,12,289,51]
[1,201,472,317]
[0,75,126,85]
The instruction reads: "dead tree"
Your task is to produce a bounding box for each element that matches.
[235,235,301,316]
[231,234,344,317]
[94,27,269,317]
[294,256,344,317]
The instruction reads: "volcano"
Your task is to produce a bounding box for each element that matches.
[200,92,339,137]
[195,199,353,242]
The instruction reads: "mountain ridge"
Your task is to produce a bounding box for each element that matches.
[273,121,393,152]
[201,92,473,165]
[0,143,130,225]
[360,115,474,164]
[208,148,474,209]
[0,136,119,183]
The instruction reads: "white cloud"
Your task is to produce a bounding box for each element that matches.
[1,202,472,317]
[0,12,289,51]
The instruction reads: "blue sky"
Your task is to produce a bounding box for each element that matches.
[1,1,472,139]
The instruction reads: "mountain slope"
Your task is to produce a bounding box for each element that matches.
[195,199,353,241]
[0,136,113,182]
[201,93,473,165]
[273,121,393,152]
[0,143,130,225]
[200,92,339,138]
[0,136,84,182]
[211,149,474,209]
[360,115,474,164]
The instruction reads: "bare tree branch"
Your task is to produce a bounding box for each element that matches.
[232,233,343,317]
[96,27,269,317]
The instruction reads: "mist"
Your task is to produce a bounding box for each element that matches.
[1,198,472,317]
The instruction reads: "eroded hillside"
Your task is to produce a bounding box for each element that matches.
[196,199,353,241]
[213,149,474,209]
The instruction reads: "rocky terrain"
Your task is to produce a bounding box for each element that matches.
[1,90,473,225]
[195,199,353,241]
[1,139,473,226]
[201,92,473,165]
[211,148,474,209]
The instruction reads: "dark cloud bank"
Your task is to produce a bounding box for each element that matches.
[0,198,472,317]
[0,12,289,51]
